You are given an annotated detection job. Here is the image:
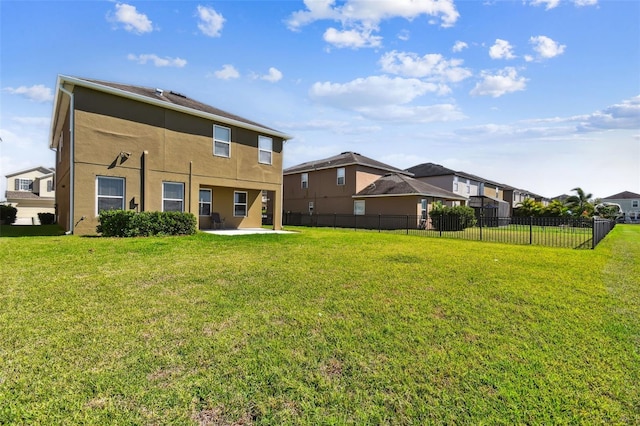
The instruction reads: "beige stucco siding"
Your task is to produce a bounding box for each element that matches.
[61,85,283,235]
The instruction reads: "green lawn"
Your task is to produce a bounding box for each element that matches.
[1,225,638,424]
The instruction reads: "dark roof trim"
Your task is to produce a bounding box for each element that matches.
[284,151,411,176]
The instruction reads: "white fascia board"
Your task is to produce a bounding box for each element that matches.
[55,75,293,141]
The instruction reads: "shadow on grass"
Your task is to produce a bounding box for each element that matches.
[0,224,66,237]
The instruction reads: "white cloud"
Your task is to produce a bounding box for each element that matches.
[196,5,225,37]
[108,3,153,34]
[452,41,468,52]
[529,0,561,10]
[397,30,410,41]
[213,64,240,80]
[489,39,516,60]
[11,116,50,126]
[574,0,597,6]
[127,54,187,68]
[324,27,382,48]
[260,67,283,83]
[575,96,640,131]
[3,85,53,102]
[470,67,527,97]
[379,51,472,85]
[309,75,439,109]
[287,0,459,49]
[357,104,466,123]
[528,35,566,61]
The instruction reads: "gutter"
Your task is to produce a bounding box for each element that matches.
[58,84,75,235]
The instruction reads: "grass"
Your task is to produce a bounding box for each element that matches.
[0,224,65,237]
[0,225,638,424]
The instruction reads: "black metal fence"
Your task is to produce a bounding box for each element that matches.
[281,213,616,249]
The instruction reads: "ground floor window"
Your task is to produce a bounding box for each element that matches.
[163,182,184,212]
[234,191,247,217]
[199,189,212,216]
[354,200,365,215]
[96,176,125,214]
[421,199,427,220]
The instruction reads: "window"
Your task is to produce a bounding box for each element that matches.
[258,135,272,165]
[234,191,247,217]
[633,200,639,208]
[199,189,212,216]
[213,125,231,157]
[466,179,470,194]
[421,199,428,220]
[337,168,345,186]
[495,186,499,197]
[47,180,53,192]
[354,200,365,215]
[163,182,184,212]
[96,176,125,214]
[308,201,314,214]
[15,178,33,191]
[453,176,458,192]
[301,173,308,189]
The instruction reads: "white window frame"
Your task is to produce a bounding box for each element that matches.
[632,200,639,208]
[301,173,309,189]
[234,191,248,217]
[354,200,365,216]
[162,182,185,212]
[495,186,499,198]
[16,178,33,191]
[96,176,125,215]
[47,180,53,192]
[453,176,458,192]
[258,135,272,165]
[213,125,231,158]
[466,179,470,194]
[337,167,346,186]
[421,199,428,220]
[199,189,212,216]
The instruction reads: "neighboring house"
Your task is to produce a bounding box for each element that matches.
[353,173,467,228]
[502,185,532,214]
[603,191,640,223]
[4,166,56,224]
[283,151,412,215]
[49,75,292,235]
[405,162,509,217]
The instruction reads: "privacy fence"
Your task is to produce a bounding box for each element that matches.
[281,213,616,249]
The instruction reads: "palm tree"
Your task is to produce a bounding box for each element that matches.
[514,198,543,217]
[565,187,593,217]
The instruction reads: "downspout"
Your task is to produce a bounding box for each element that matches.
[59,85,75,234]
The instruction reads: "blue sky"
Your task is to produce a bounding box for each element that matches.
[1,0,638,200]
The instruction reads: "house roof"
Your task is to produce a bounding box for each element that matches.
[5,191,54,200]
[603,191,640,200]
[49,75,292,149]
[284,151,412,176]
[5,166,55,178]
[406,162,504,187]
[354,173,467,201]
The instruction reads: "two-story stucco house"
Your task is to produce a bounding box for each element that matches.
[4,166,56,224]
[603,191,640,223]
[49,75,292,235]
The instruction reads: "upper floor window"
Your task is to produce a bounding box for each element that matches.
[163,182,184,212]
[453,176,458,192]
[234,191,248,217]
[214,125,231,158]
[337,167,345,186]
[258,136,272,165]
[301,173,308,189]
[633,200,639,208]
[15,178,33,191]
[96,176,124,214]
[47,180,53,192]
[466,179,470,194]
[495,186,499,198]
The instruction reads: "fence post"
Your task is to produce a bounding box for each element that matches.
[379,214,381,233]
[479,211,483,241]
[529,216,533,245]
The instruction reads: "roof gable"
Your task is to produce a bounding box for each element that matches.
[5,166,55,178]
[603,191,640,200]
[284,152,411,176]
[355,173,466,200]
[406,162,504,187]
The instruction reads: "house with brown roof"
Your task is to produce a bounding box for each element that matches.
[4,166,56,224]
[49,75,292,235]
[283,152,413,215]
[603,191,640,223]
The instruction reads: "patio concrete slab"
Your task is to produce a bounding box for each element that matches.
[202,228,296,236]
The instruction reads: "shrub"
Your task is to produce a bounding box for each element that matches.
[97,210,196,237]
[0,204,18,225]
[37,212,56,225]
[429,203,477,231]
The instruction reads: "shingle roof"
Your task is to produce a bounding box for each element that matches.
[5,191,53,200]
[5,166,55,178]
[54,75,291,141]
[603,191,640,200]
[354,173,467,200]
[284,152,412,176]
[406,162,504,187]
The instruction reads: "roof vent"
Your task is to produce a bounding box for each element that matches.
[155,88,164,96]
